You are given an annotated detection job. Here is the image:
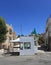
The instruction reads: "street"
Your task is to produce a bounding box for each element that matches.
[0,53,51,65]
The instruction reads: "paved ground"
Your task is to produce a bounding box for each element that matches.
[0,52,51,65]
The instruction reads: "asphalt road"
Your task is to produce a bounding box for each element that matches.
[0,53,51,65]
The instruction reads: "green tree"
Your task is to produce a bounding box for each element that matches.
[0,17,7,49]
[38,36,45,45]
[31,28,37,36]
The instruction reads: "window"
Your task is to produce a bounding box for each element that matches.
[24,42,31,49]
[9,37,12,40]
[9,29,12,34]
[13,43,23,50]
[20,43,23,50]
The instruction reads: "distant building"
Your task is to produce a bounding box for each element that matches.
[38,33,45,37]
[2,24,17,49]
[45,16,51,51]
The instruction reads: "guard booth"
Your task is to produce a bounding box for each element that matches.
[10,36,38,56]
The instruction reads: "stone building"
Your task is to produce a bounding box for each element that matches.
[2,24,16,49]
[45,16,51,51]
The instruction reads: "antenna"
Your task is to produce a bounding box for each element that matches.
[20,24,22,35]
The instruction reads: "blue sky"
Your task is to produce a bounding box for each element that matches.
[0,0,51,35]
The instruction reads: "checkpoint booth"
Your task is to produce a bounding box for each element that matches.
[10,36,38,56]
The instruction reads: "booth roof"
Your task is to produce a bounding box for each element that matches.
[10,38,20,43]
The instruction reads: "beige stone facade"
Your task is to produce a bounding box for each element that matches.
[2,24,17,49]
[45,16,51,51]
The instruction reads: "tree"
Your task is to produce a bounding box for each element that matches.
[38,36,45,45]
[31,28,37,36]
[0,17,7,49]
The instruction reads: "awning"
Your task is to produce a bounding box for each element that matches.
[10,38,21,43]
